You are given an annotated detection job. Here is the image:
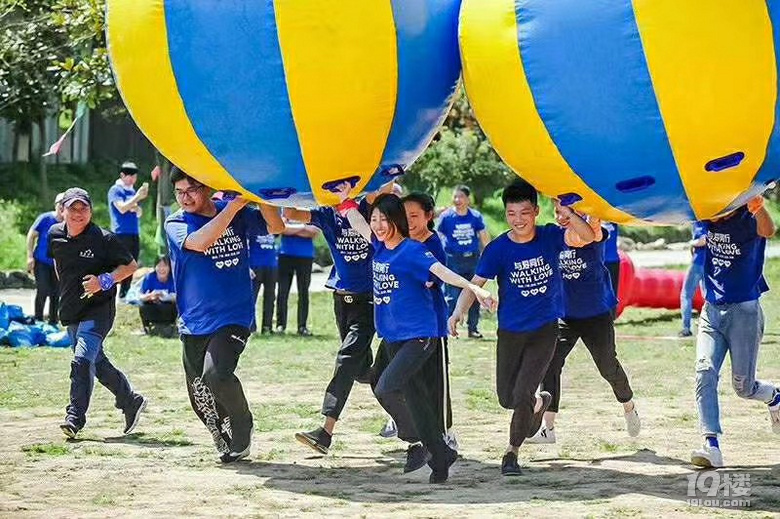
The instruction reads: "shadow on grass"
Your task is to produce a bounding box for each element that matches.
[218,449,780,512]
[103,432,193,448]
[615,312,680,327]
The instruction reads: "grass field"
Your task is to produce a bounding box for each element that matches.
[2,262,780,517]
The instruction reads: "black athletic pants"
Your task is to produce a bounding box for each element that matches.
[371,338,452,443]
[33,261,59,324]
[541,312,633,413]
[276,255,313,331]
[321,292,375,419]
[251,266,277,332]
[372,338,448,457]
[181,325,252,454]
[496,322,558,447]
[115,234,140,299]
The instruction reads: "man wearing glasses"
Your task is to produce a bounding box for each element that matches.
[48,188,147,439]
[165,167,284,462]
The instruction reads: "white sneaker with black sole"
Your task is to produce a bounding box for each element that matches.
[624,406,641,437]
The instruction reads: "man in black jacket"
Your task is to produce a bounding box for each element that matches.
[49,187,147,438]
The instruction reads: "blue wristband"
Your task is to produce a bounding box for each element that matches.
[98,273,115,291]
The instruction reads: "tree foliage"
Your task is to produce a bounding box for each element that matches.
[403,88,514,203]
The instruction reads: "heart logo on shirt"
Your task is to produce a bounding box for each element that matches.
[374,297,382,305]
[360,253,368,260]
[521,290,530,297]
[230,258,239,267]
[344,256,352,263]
[539,286,547,293]
[216,261,224,269]
[382,296,391,304]
[724,260,731,268]
[530,288,539,296]
[572,272,581,279]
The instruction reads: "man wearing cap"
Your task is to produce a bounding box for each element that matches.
[48,187,147,439]
[165,167,285,463]
[26,192,65,324]
[108,161,149,298]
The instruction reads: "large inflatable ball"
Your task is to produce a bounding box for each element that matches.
[107,1,461,207]
[460,0,780,224]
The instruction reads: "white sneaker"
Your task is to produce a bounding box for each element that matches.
[624,406,641,437]
[691,443,724,468]
[526,426,556,444]
[769,399,780,434]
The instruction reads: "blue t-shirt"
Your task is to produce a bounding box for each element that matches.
[165,202,268,335]
[108,183,140,235]
[249,232,278,268]
[476,225,566,333]
[602,222,620,263]
[691,221,708,267]
[559,231,617,319]
[437,208,486,256]
[310,199,372,293]
[140,271,175,294]
[279,234,315,259]
[372,238,439,342]
[703,207,769,305]
[423,232,448,338]
[32,211,59,265]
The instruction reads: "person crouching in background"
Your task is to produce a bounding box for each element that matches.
[139,256,177,337]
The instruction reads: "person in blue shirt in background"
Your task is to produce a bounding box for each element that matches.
[602,222,621,296]
[26,192,64,324]
[248,230,278,335]
[138,255,177,337]
[690,196,780,469]
[339,184,495,483]
[108,161,150,299]
[679,221,708,337]
[528,209,639,445]
[165,166,284,463]
[276,220,320,336]
[437,185,490,339]
[449,179,595,477]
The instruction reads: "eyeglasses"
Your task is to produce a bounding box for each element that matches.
[174,185,203,199]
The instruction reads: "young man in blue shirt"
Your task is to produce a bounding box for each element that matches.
[679,221,707,337]
[437,185,490,338]
[449,179,595,476]
[529,210,639,444]
[107,161,149,299]
[691,196,780,468]
[26,192,64,324]
[165,167,284,463]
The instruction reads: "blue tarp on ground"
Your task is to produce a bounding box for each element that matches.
[0,302,71,348]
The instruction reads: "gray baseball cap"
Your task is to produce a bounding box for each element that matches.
[61,187,92,208]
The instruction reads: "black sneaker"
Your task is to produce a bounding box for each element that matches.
[678,329,693,338]
[404,443,431,473]
[123,395,148,435]
[429,445,458,484]
[298,327,313,337]
[527,391,552,438]
[501,451,522,476]
[219,444,251,464]
[60,420,79,439]
[295,427,331,455]
[467,330,484,339]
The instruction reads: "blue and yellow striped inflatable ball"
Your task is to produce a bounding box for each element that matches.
[107,0,461,207]
[460,0,780,224]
